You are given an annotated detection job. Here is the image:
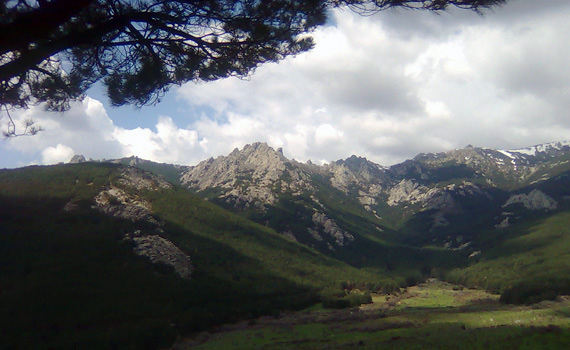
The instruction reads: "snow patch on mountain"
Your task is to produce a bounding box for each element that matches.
[497,150,516,159]
[505,140,570,157]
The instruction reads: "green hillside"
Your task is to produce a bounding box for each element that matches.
[0,163,390,349]
[445,211,570,303]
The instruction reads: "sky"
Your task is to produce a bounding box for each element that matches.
[2,0,570,169]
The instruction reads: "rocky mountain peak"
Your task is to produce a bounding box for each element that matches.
[69,154,86,164]
[180,142,314,210]
[414,146,487,165]
[330,154,387,180]
[180,142,288,191]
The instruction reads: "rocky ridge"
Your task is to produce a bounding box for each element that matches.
[178,140,570,253]
[90,167,193,278]
[324,156,388,213]
[412,141,570,186]
[311,211,354,248]
[504,189,558,211]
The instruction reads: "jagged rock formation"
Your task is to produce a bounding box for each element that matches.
[325,155,388,212]
[94,186,157,223]
[180,142,314,211]
[326,156,387,193]
[181,141,570,212]
[312,211,354,248]
[180,143,364,250]
[126,230,193,279]
[92,167,192,278]
[411,141,570,186]
[92,168,171,223]
[504,189,558,210]
[118,167,173,191]
[69,154,86,163]
[387,180,428,206]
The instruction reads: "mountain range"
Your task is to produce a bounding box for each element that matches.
[2,140,570,349]
[102,140,570,258]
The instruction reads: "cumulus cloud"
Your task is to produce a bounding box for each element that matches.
[4,97,122,164]
[3,98,209,166]
[175,2,570,165]
[2,0,569,169]
[113,116,206,164]
[41,144,75,164]
[315,124,344,146]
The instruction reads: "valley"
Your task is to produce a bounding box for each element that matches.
[1,140,569,349]
[174,279,570,350]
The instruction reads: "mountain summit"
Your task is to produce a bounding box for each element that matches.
[180,142,314,210]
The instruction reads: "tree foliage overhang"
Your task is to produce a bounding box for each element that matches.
[0,0,506,111]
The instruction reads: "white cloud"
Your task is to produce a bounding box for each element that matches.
[113,116,205,164]
[2,0,570,169]
[425,101,452,120]
[4,99,209,166]
[175,3,570,165]
[314,124,344,146]
[41,144,75,164]
[5,97,122,162]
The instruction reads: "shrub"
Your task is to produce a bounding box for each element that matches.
[500,278,570,305]
[322,298,352,309]
[321,290,372,309]
[347,291,372,306]
[381,283,399,295]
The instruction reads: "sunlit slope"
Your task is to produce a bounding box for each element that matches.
[445,211,570,303]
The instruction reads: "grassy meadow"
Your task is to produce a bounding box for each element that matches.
[175,280,570,350]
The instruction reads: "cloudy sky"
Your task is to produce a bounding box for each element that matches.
[2,0,569,169]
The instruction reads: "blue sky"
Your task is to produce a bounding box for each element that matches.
[2,0,570,169]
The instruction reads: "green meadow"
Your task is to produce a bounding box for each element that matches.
[177,280,570,350]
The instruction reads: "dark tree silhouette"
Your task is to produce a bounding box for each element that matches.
[0,0,506,113]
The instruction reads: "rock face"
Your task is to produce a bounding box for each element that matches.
[387,180,427,206]
[93,168,172,223]
[312,211,354,247]
[118,167,173,191]
[325,156,388,212]
[94,186,157,223]
[126,230,193,279]
[411,140,570,186]
[180,142,314,210]
[92,167,192,278]
[180,143,363,250]
[69,154,86,163]
[504,189,558,210]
